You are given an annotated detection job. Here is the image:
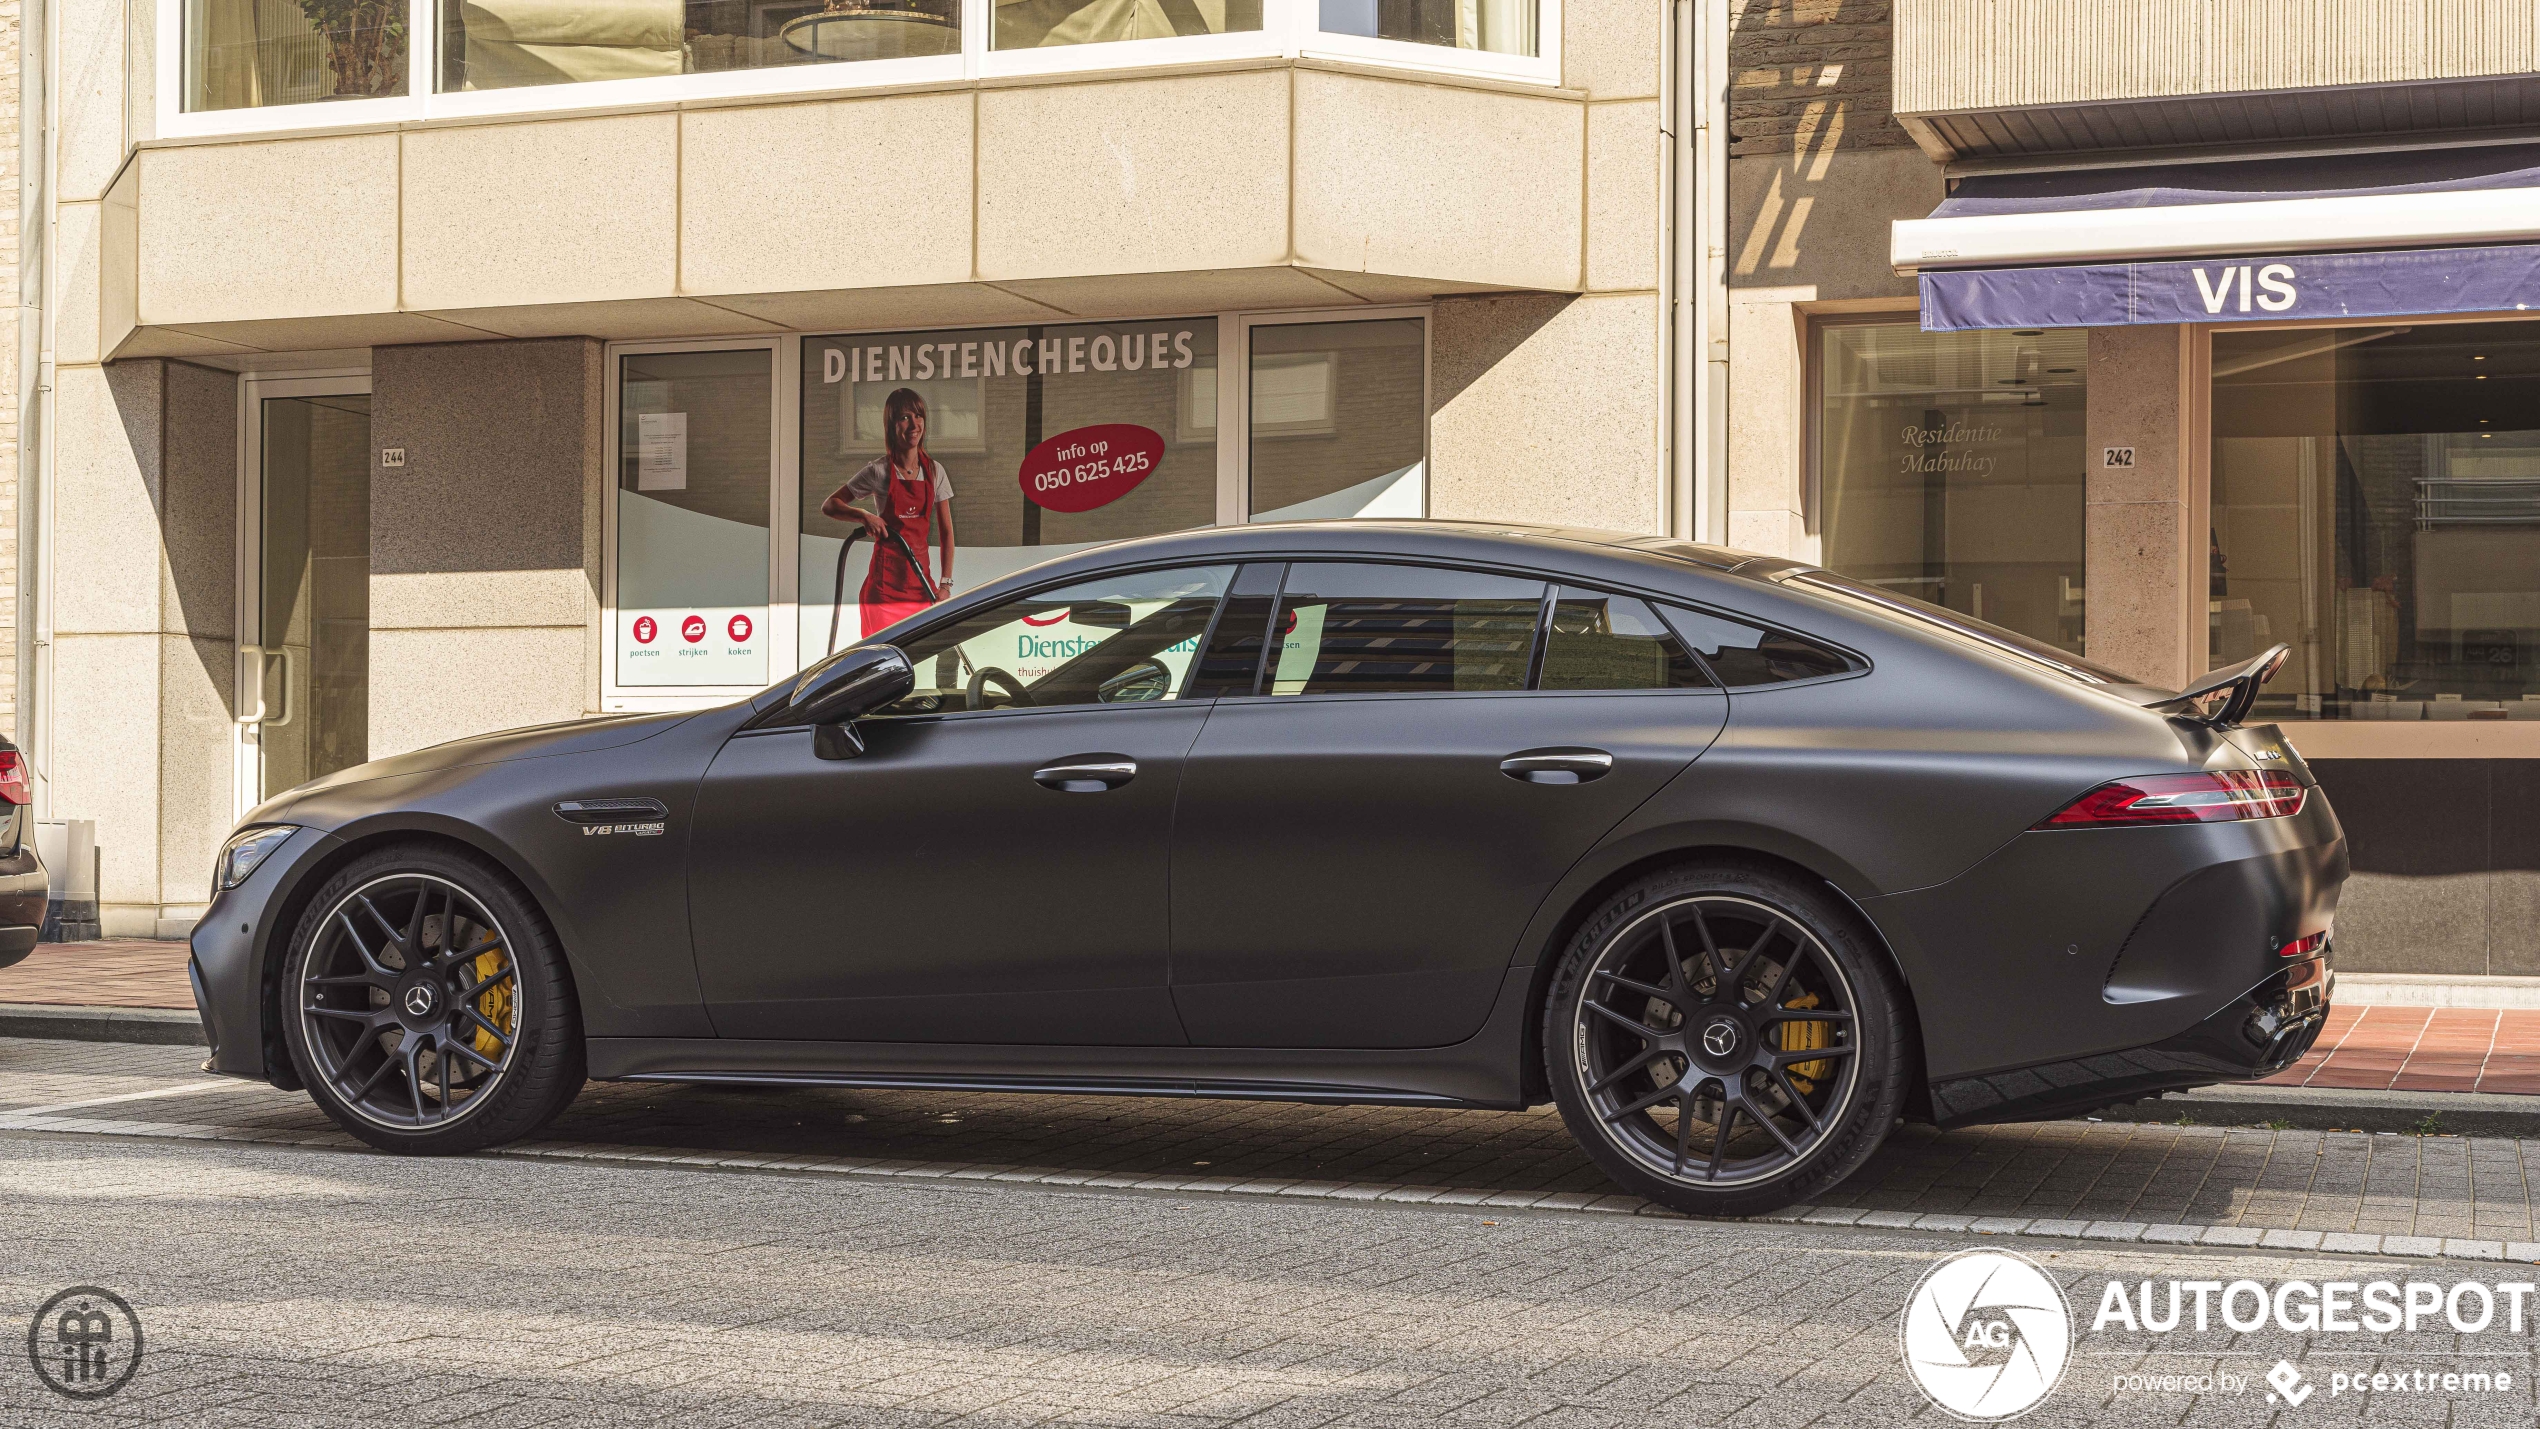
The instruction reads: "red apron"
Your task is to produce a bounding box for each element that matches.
[859,458,940,638]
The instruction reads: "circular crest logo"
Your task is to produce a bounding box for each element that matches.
[26,1286,143,1400]
[1900,1250,2070,1421]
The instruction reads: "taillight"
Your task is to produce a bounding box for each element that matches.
[2278,930,2328,959]
[2035,769,2304,829]
[0,751,29,805]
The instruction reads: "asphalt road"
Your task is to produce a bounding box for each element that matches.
[2,1133,2538,1427]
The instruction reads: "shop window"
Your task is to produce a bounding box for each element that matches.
[1248,317,1424,521]
[615,348,773,688]
[799,320,1219,670]
[2212,321,2540,722]
[186,0,408,110]
[1319,0,1535,56]
[995,0,1260,49]
[1815,321,2088,658]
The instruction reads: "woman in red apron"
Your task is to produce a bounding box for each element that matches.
[822,387,958,638]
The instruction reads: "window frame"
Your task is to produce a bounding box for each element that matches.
[600,309,1435,713]
[156,0,1560,140]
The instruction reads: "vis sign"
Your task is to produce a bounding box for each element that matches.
[1919,241,2540,331]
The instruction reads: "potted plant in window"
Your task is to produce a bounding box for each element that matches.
[297,0,407,98]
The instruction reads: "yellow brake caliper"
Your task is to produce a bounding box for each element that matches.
[473,946,515,1060]
[1779,991,1832,1093]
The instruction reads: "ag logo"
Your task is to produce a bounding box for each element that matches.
[1900,1249,2071,1421]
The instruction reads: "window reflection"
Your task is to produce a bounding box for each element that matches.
[1318,0,1536,56]
[439,0,957,93]
[187,0,409,111]
[1816,322,2088,658]
[995,0,1262,50]
[2212,322,2540,721]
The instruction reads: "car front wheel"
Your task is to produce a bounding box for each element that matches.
[1545,863,1909,1217]
[281,843,585,1154]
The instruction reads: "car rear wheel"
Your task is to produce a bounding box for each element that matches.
[280,843,584,1154]
[1545,863,1909,1217]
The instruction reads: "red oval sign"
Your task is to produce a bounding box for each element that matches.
[631,616,657,645]
[1017,424,1163,513]
[681,615,708,644]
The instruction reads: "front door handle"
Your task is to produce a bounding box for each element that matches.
[1034,757,1137,793]
[1499,749,1614,785]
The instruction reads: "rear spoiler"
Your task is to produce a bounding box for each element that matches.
[2143,643,2290,729]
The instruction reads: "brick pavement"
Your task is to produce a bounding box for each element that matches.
[0,939,192,1008]
[2262,1003,2540,1094]
[9,1036,2540,1252]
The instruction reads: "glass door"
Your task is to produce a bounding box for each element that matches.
[238,378,373,812]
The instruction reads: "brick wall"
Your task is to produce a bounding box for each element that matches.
[1729,0,1913,156]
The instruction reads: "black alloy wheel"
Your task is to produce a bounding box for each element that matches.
[1546,864,1909,1217]
[282,844,585,1154]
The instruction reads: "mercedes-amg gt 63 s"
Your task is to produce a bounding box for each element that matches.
[192,521,2344,1215]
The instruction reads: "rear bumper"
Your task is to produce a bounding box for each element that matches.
[1929,951,2331,1128]
[1865,786,2347,1114]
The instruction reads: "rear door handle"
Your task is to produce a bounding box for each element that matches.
[1034,758,1137,792]
[1499,749,1614,785]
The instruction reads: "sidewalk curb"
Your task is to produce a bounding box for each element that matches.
[2093,1083,2540,1136]
[0,1004,206,1047]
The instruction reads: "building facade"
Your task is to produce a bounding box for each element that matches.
[1729,0,2540,979]
[19,0,2540,984]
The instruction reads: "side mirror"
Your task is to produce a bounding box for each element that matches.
[788,644,915,759]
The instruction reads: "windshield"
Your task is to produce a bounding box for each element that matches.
[1783,570,2144,687]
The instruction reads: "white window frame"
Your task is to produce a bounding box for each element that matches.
[600,335,792,712]
[156,0,1559,140]
[598,306,1434,712]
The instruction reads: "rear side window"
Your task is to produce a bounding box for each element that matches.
[1270,563,1545,695]
[1539,587,1717,691]
[1661,605,1858,687]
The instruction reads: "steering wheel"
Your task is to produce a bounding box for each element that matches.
[966,665,1034,711]
[1097,658,1174,703]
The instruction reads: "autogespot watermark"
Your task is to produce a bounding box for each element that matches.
[24,1286,143,1400]
[1901,1253,2534,1421]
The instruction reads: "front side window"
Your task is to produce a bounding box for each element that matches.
[878,564,1234,715]
[1319,0,1536,56]
[615,348,772,688]
[1268,563,1543,695]
[2213,320,2540,721]
[1816,321,2088,660]
[439,0,956,93]
[187,0,410,111]
[1540,587,1715,691]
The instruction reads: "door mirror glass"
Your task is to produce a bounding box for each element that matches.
[790,644,916,728]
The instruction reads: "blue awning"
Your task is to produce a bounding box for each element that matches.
[1901,143,2540,331]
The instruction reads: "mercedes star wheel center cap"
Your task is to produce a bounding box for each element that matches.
[1701,1021,1739,1059]
[404,985,438,1018]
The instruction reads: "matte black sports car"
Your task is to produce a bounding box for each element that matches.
[192,521,2343,1215]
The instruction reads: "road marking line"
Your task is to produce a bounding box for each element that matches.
[1,1078,237,1119]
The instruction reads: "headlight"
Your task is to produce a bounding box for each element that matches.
[214,825,297,892]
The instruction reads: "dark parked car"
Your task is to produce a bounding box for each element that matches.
[0,736,42,969]
[192,521,2342,1215]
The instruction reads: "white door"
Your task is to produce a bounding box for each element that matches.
[235,377,373,818]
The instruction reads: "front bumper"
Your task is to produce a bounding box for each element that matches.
[1930,951,2332,1128]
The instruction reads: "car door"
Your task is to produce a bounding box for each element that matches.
[1168,565,1730,1049]
[690,563,1235,1045]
